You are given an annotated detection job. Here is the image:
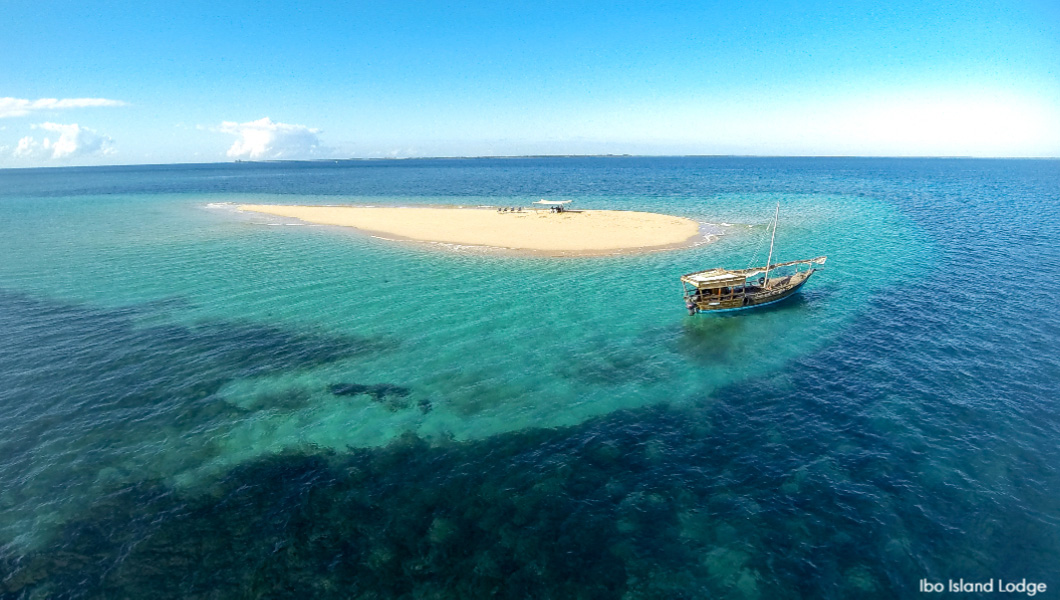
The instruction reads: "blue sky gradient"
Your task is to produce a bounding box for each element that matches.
[2,0,1058,165]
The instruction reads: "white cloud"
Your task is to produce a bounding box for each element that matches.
[0,97,127,119]
[14,136,37,157]
[219,117,323,159]
[13,123,114,160]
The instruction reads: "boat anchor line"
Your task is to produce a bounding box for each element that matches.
[680,203,827,315]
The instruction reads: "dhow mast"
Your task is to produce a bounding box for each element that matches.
[763,203,780,288]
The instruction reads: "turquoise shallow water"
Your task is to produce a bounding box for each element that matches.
[0,157,1057,598]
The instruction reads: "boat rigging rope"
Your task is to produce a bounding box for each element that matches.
[744,222,770,270]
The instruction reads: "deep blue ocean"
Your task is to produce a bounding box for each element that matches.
[0,157,1058,598]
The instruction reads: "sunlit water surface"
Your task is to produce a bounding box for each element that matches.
[0,158,1057,598]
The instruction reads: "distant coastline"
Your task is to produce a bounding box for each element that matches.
[3,155,1058,172]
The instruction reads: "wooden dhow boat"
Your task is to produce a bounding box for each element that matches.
[681,204,826,315]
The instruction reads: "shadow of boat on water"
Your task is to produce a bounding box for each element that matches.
[676,287,835,362]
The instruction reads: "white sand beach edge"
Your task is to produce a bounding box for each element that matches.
[237,205,703,255]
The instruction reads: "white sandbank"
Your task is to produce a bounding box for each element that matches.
[237,204,703,255]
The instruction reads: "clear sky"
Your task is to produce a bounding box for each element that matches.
[2,0,1059,166]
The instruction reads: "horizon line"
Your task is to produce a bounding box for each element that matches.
[2,153,1058,172]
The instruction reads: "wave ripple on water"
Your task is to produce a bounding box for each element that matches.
[0,157,1058,598]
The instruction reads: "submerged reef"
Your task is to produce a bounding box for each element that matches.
[2,411,705,599]
[5,372,1058,599]
[0,289,399,563]
[2,272,1059,598]
[328,382,431,413]
[329,383,412,399]
[330,382,415,412]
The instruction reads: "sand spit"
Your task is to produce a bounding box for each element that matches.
[237,205,704,255]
